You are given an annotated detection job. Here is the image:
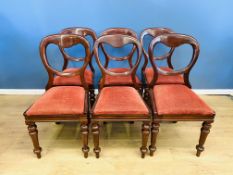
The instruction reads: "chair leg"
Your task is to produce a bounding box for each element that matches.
[26,121,42,159]
[149,121,160,156]
[81,122,89,158]
[92,122,101,158]
[90,89,95,106]
[140,121,150,158]
[196,121,212,157]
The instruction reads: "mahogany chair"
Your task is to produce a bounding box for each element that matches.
[99,28,142,89]
[23,34,91,158]
[51,27,97,105]
[140,28,185,101]
[91,34,151,158]
[148,33,215,157]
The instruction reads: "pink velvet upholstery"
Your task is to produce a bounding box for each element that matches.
[101,68,141,85]
[93,86,149,115]
[145,67,184,85]
[53,68,93,86]
[26,86,85,116]
[153,85,215,116]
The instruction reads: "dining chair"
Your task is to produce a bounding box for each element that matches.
[23,34,91,158]
[147,33,215,157]
[50,27,97,105]
[99,28,142,89]
[91,34,151,158]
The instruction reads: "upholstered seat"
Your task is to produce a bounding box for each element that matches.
[93,86,148,115]
[26,86,85,116]
[145,67,184,85]
[153,84,214,116]
[100,68,141,86]
[53,68,93,86]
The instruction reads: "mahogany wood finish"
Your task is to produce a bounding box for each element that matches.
[24,34,91,158]
[60,27,97,106]
[92,34,151,158]
[148,33,215,157]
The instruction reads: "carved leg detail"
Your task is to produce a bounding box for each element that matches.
[144,88,149,102]
[81,122,89,158]
[92,122,101,158]
[90,89,95,106]
[149,121,160,156]
[196,121,212,157]
[26,122,42,159]
[140,122,150,158]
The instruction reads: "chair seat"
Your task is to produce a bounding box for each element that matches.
[153,85,215,116]
[100,68,141,86]
[93,86,149,116]
[53,68,93,86]
[26,86,86,116]
[145,67,184,85]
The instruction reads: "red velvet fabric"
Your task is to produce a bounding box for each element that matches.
[153,85,215,115]
[26,86,85,116]
[93,86,149,115]
[101,68,141,85]
[145,67,184,85]
[53,68,93,86]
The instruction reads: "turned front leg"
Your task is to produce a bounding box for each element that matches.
[196,121,213,157]
[92,122,101,158]
[149,121,160,156]
[81,122,89,158]
[26,121,42,158]
[140,121,150,158]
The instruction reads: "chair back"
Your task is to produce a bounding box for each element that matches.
[94,34,142,89]
[140,28,174,72]
[100,28,137,68]
[40,34,91,90]
[60,27,97,72]
[148,33,200,88]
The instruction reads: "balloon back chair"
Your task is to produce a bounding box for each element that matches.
[91,34,151,158]
[99,28,142,90]
[23,34,91,158]
[147,33,215,157]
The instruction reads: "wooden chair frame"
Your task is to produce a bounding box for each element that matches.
[23,34,92,158]
[147,33,215,157]
[91,34,151,158]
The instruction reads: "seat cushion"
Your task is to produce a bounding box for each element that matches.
[93,86,149,115]
[101,68,141,86]
[26,86,85,116]
[53,68,93,86]
[145,67,184,85]
[153,85,215,116]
